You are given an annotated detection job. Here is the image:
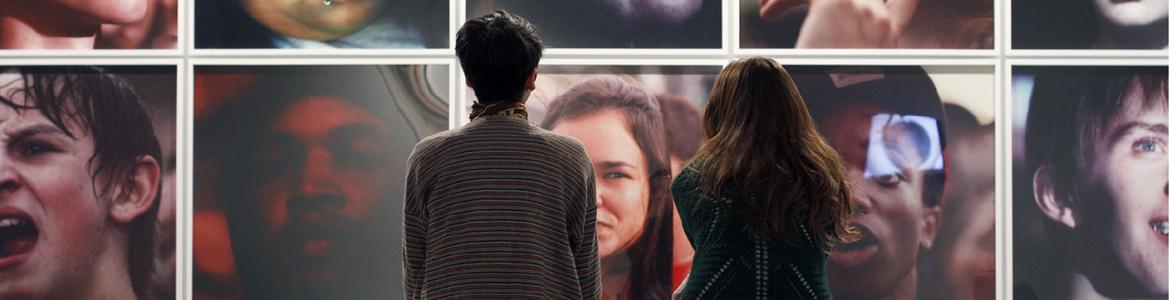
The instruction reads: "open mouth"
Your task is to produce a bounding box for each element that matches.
[0,214,36,267]
[831,225,878,267]
[1151,219,1168,243]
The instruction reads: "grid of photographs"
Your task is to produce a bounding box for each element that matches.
[0,0,1163,299]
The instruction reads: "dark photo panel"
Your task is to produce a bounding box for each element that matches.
[468,64,720,298]
[466,1,723,49]
[0,65,176,298]
[196,0,448,49]
[0,1,178,49]
[1012,0,1167,49]
[194,64,449,299]
[740,0,993,49]
[1012,65,1167,299]
[787,64,996,300]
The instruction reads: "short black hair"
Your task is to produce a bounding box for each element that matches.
[456,10,544,103]
[0,66,163,300]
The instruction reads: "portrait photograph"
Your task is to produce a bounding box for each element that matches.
[740,0,993,49]
[466,0,723,49]
[195,0,448,49]
[788,64,996,300]
[1012,65,1167,299]
[193,64,449,299]
[1012,0,1167,49]
[0,0,177,50]
[0,65,177,299]
[468,64,719,299]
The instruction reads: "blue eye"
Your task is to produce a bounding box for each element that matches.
[18,142,54,157]
[1134,137,1166,154]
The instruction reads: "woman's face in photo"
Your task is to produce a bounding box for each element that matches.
[0,74,112,298]
[1092,0,1169,26]
[48,0,148,25]
[242,0,385,41]
[1076,80,1168,296]
[552,110,651,259]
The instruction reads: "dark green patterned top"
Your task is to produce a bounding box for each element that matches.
[671,164,833,300]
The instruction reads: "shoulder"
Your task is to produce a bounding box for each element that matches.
[671,163,703,193]
[409,129,459,164]
[535,129,592,167]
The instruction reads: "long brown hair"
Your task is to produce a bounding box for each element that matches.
[694,57,854,252]
[542,75,673,300]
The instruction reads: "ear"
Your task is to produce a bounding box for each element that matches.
[110,156,161,224]
[919,203,941,250]
[525,69,538,91]
[1033,165,1077,228]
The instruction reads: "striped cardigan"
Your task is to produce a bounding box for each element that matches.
[403,115,600,299]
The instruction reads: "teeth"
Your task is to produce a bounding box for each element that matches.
[0,218,25,229]
[1153,221,1169,236]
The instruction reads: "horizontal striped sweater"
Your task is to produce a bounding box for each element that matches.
[403,115,600,299]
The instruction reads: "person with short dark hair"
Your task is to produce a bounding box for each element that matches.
[1015,66,1167,299]
[0,66,163,299]
[404,10,600,299]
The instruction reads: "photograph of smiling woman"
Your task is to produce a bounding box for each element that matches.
[0,66,165,299]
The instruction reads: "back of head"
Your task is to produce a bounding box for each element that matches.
[695,57,853,251]
[456,10,544,103]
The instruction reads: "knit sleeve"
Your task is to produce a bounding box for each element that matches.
[671,165,718,251]
[402,139,432,299]
[559,138,601,299]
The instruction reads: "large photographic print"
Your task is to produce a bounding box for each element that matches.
[788,64,996,300]
[1012,65,1167,299]
[195,0,448,49]
[0,1,178,49]
[466,1,723,49]
[0,66,176,299]
[1012,0,1167,49]
[469,64,719,299]
[194,64,449,299]
[740,0,993,49]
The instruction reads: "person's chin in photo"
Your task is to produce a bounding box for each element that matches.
[241,0,385,41]
[1090,0,1168,49]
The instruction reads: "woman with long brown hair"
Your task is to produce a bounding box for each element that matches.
[543,75,674,300]
[672,57,854,299]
